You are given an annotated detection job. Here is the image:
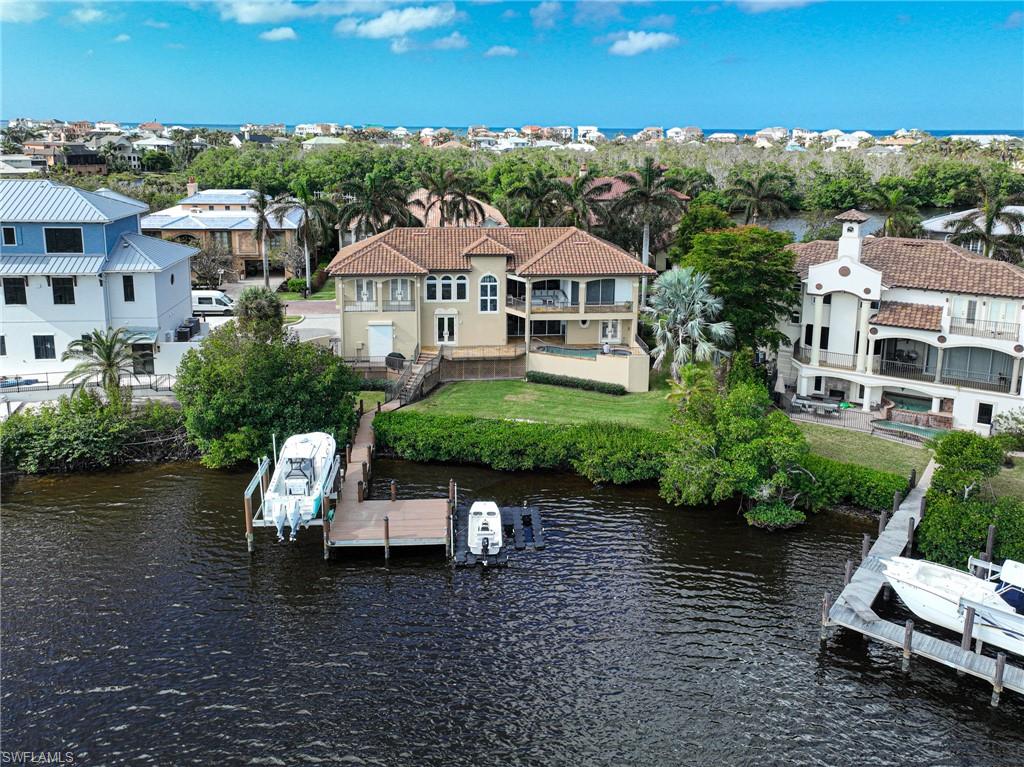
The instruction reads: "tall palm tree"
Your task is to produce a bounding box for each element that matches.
[61,327,146,404]
[510,167,565,227]
[415,168,485,227]
[725,169,790,225]
[556,170,612,231]
[249,185,275,288]
[334,172,417,240]
[643,266,734,382]
[864,187,921,237]
[235,286,285,342]
[612,158,686,305]
[271,190,337,293]
[945,181,1024,262]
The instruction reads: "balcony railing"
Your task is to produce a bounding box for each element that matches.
[877,359,935,382]
[793,346,858,371]
[343,300,377,312]
[505,295,632,314]
[583,301,633,314]
[949,316,1020,341]
[506,295,525,311]
[939,367,1013,394]
[381,300,415,312]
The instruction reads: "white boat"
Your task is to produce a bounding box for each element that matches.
[467,501,503,556]
[882,556,1024,657]
[265,432,339,542]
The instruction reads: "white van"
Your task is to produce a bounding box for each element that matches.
[192,289,234,316]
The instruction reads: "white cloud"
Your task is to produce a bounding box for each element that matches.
[573,1,622,27]
[484,44,518,57]
[69,6,107,24]
[530,1,562,30]
[640,13,675,29]
[430,30,468,49]
[144,19,170,29]
[113,33,131,43]
[219,1,391,25]
[0,0,47,23]
[608,30,678,56]
[260,25,298,40]
[728,0,820,13]
[1001,10,1023,29]
[335,3,458,40]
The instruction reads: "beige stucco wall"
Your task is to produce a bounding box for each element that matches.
[338,278,420,358]
[527,349,650,392]
[419,256,508,347]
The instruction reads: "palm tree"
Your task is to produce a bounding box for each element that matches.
[665,363,717,405]
[510,168,565,227]
[271,190,337,293]
[334,172,417,240]
[61,327,146,404]
[864,187,921,237]
[416,168,485,227]
[249,185,275,288]
[643,266,734,382]
[556,170,612,231]
[945,180,1024,262]
[612,158,686,305]
[725,169,790,225]
[235,286,285,342]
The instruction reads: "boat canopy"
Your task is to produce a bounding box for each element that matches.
[1000,560,1024,588]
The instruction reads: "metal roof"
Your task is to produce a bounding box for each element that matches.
[0,254,107,275]
[103,233,196,272]
[141,206,303,231]
[94,188,149,210]
[179,189,259,205]
[0,179,147,223]
[921,206,1024,237]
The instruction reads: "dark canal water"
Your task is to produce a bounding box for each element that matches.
[2,460,1021,766]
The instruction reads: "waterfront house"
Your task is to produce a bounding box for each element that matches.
[327,227,655,392]
[141,181,303,279]
[778,210,1024,433]
[0,179,198,377]
[921,206,1024,256]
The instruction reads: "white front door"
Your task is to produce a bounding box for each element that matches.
[436,314,456,345]
[368,324,393,357]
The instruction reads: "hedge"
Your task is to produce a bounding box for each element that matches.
[745,500,807,530]
[791,454,908,513]
[917,494,1024,567]
[372,410,669,484]
[524,371,627,396]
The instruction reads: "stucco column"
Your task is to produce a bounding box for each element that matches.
[1012,356,1022,395]
[524,278,533,352]
[414,277,422,355]
[809,295,824,366]
[856,299,871,372]
[931,397,941,412]
[335,278,344,357]
[375,279,384,311]
[862,385,874,412]
[933,346,944,384]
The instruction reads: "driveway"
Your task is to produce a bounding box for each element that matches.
[284,299,337,315]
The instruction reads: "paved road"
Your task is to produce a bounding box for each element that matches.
[284,299,337,315]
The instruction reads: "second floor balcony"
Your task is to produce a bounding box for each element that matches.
[948,315,1021,342]
[505,294,633,314]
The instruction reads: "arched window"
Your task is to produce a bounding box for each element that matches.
[455,275,468,301]
[479,274,498,313]
[440,275,453,301]
[426,275,438,301]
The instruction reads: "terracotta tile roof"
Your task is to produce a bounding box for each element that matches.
[461,234,516,257]
[328,240,427,276]
[327,227,656,278]
[835,209,871,223]
[789,237,1024,299]
[407,188,508,228]
[870,301,943,332]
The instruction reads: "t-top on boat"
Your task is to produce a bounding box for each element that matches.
[882,556,1024,657]
[264,432,340,543]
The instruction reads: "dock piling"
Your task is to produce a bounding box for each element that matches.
[919,496,927,519]
[244,495,254,554]
[960,606,976,654]
[362,461,368,486]
[820,591,831,640]
[390,480,397,502]
[448,478,455,503]
[906,517,915,555]
[346,443,352,463]
[861,533,871,562]
[878,510,888,537]
[993,653,1007,707]
[984,524,996,561]
[909,468,917,489]
[844,559,853,586]
[359,399,364,417]
[376,399,382,413]
[902,620,914,671]
[357,480,364,503]
[383,516,390,563]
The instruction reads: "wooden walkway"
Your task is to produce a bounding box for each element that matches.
[826,459,1023,701]
[325,400,450,552]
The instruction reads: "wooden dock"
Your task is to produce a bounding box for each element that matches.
[824,459,1023,704]
[324,399,450,555]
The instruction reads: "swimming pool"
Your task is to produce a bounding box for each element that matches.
[537,345,630,358]
[884,393,931,412]
[870,419,945,439]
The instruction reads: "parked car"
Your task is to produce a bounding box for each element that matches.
[192,289,234,316]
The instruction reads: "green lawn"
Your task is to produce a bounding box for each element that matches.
[796,421,931,477]
[990,462,1024,499]
[279,280,337,302]
[408,379,676,431]
[358,390,387,407]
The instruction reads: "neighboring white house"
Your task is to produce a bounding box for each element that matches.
[577,125,601,142]
[0,179,200,379]
[921,206,1024,254]
[707,132,738,144]
[0,155,47,176]
[132,136,176,153]
[778,209,1024,434]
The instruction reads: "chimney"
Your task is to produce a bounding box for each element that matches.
[835,209,869,262]
[186,176,198,197]
[578,161,588,178]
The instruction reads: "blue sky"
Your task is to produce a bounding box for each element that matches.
[2,1,1022,128]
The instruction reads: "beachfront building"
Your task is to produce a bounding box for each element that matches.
[0,179,199,378]
[707,132,738,144]
[327,227,655,392]
[778,210,1024,434]
[140,181,303,279]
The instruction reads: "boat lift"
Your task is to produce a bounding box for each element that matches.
[452,504,545,567]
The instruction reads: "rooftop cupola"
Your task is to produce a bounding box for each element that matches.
[835,208,870,261]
